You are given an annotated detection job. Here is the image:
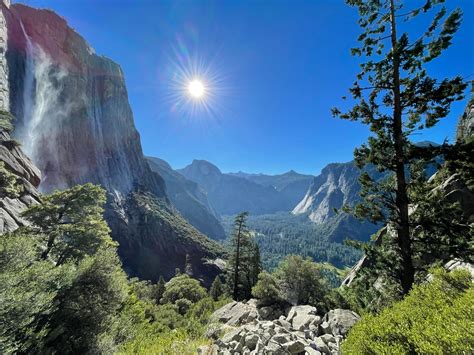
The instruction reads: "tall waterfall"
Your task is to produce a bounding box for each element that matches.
[17,21,70,189]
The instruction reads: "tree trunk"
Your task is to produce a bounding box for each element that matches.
[233,220,243,300]
[390,0,415,295]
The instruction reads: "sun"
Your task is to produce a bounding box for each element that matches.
[188,80,205,98]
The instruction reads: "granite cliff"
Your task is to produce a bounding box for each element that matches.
[292,162,382,243]
[456,82,474,142]
[0,2,222,285]
[0,3,40,233]
[146,156,226,240]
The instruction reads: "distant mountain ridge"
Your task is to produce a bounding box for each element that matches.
[178,160,312,215]
[229,170,314,208]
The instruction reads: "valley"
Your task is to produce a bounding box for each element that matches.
[0,0,472,354]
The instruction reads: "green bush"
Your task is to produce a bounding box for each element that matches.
[274,255,330,307]
[342,268,474,354]
[252,271,281,305]
[161,274,207,314]
[120,297,233,354]
[0,162,22,198]
[0,110,15,133]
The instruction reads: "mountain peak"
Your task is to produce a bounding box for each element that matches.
[189,159,222,174]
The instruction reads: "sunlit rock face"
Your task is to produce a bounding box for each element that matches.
[6,4,164,196]
[456,83,474,142]
[292,161,381,242]
[1,3,222,285]
[293,162,361,224]
[0,2,41,233]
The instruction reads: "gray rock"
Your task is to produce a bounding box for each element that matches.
[244,334,260,351]
[272,333,292,344]
[319,321,331,335]
[232,340,243,352]
[322,309,360,337]
[275,317,292,330]
[319,334,336,344]
[266,340,289,354]
[313,337,330,354]
[304,346,322,355]
[221,328,242,344]
[456,83,474,142]
[206,322,225,339]
[146,156,226,240]
[258,306,274,319]
[212,301,258,327]
[286,305,318,331]
[0,130,41,234]
[283,340,306,354]
[328,342,339,351]
[304,329,315,340]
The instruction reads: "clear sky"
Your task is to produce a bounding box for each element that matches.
[20,0,474,175]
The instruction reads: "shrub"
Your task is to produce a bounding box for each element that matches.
[0,162,22,198]
[252,271,281,305]
[0,110,15,133]
[161,274,207,314]
[274,255,330,307]
[342,268,474,354]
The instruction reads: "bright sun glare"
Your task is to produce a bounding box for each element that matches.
[188,80,205,98]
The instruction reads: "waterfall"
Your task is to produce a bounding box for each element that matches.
[17,21,70,189]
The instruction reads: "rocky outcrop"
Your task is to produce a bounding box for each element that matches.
[146,156,226,240]
[178,160,310,216]
[292,162,381,243]
[204,300,360,354]
[0,129,41,232]
[293,163,361,224]
[0,2,222,284]
[456,82,473,142]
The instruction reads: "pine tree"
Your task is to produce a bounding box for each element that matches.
[333,0,467,294]
[209,276,224,301]
[232,212,248,300]
[184,254,193,277]
[251,243,263,287]
[226,214,262,300]
[156,276,166,304]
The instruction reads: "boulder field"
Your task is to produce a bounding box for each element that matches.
[199,300,360,355]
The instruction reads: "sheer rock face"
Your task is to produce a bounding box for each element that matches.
[5,3,164,195]
[293,161,381,243]
[0,2,40,233]
[1,2,222,284]
[456,83,474,142]
[293,162,362,224]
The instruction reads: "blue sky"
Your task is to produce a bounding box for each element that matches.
[21,0,474,175]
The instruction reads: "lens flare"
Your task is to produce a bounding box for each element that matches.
[159,35,232,124]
